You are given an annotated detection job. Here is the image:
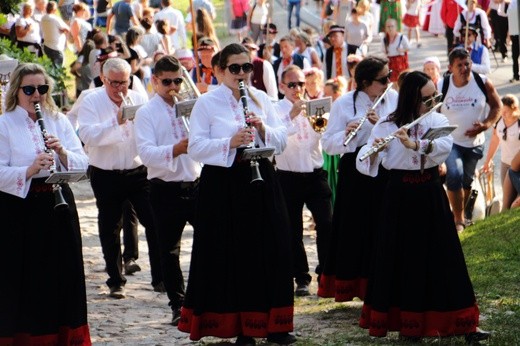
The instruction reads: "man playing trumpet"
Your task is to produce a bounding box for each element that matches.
[274,65,332,297]
[134,56,201,326]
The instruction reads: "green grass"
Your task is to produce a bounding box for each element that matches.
[288,209,520,345]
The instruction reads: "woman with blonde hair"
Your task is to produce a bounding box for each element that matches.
[190,8,220,50]
[324,76,347,101]
[70,2,92,53]
[294,31,322,68]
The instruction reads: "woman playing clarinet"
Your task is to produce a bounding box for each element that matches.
[0,63,90,344]
[356,71,489,343]
[318,56,397,302]
[179,43,296,345]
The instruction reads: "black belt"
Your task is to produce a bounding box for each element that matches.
[276,168,324,178]
[89,165,145,175]
[150,178,199,190]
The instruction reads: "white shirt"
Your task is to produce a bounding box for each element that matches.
[40,13,69,51]
[134,94,201,182]
[381,33,410,57]
[274,98,323,172]
[495,119,520,165]
[154,6,187,49]
[356,112,453,177]
[188,84,287,167]
[323,42,349,79]
[322,88,398,155]
[78,88,148,170]
[0,106,88,198]
[453,8,492,40]
[16,17,41,45]
[438,73,489,147]
[507,0,519,36]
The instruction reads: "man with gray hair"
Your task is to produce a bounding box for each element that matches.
[78,58,163,299]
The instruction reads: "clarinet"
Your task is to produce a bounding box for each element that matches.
[34,103,68,210]
[238,80,263,183]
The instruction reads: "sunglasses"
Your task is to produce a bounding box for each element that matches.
[105,77,129,88]
[286,81,306,89]
[160,77,184,86]
[20,85,49,96]
[421,92,443,108]
[226,63,254,75]
[373,71,392,84]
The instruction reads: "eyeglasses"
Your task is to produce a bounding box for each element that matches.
[105,77,129,88]
[421,92,443,108]
[20,85,49,96]
[226,63,254,75]
[374,71,392,84]
[285,81,305,89]
[160,77,184,86]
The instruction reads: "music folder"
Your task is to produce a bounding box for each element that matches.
[175,99,197,119]
[122,104,142,120]
[421,125,458,141]
[45,171,88,184]
[305,97,332,117]
[241,147,275,160]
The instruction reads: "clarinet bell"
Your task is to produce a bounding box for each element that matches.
[53,185,69,210]
[250,160,263,184]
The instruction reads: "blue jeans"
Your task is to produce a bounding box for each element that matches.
[445,143,484,191]
[509,168,520,194]
[287,1,301,29]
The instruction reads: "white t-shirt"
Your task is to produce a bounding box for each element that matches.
[15,17,41,45]
[40,14,69,51]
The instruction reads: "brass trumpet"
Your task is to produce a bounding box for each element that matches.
[170,89,191,134]
[296,93,328,133]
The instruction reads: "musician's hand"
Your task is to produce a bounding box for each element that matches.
[394,127,416,149]
[173,138,189,157]
[366,110,379,125]
[27,152,54,178]
[45,134,65,155]
[247,112,266,141]
[116,107,126,125]
[345,120,359,134]
[231,128,255,149]
[465,121,488,137]
[290,99,306,119]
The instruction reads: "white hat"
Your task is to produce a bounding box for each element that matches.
[423,56,441,70]
[175,49,194,60]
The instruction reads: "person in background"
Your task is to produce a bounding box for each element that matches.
[132,0,150,20]
[139,8,164,57]
[15,2,43,56]
[503,149,520,208]
[403,0,422,47]
[258,23,281,63]
[319,56,397,304]
[242,37,279,99]
[94,0,110,27]
[323,76,347,101]
[58,0,75,22]
[492,0,509,62]
[248,0,268,44]
[175,48,196,73]
[507,0,519,83]
[453,0,492,47]
[78,58,162,299]
[273,35,311,98]
[191,37,218,94]
[441,0,463,54]
[107,0,140,37]
[155,19,175,55]
[0,62,90,345]
[382,18,410,82]
[70,2,93,54]
[294,30,322,69]
[356,71,489,344]
[304,67,325,100]
[459,25,490,75]
[378,0,402,32]
[179,43,296,345]
[33,0,49,23]
[134,55,202,326]
[287,0,302,29]
[154,0,187,50]
[322,25,348,80]
[422,56,442,87]
[274,65,333,297]
[345,8,370,58]
[188,7,220,50]
[229,0,249,42]
[40,1,70,67]
[356,0,374,38]
[482,94,520,210]
[185,0,217,23]
[439,48,501,231]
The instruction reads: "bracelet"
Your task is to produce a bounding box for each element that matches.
[413,140,420,151]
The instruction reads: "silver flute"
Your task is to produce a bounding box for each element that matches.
[359,102,443,161]
[343,82,393,147]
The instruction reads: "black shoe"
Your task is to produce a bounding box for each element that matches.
[235,335,256,345]
[294,283,310,297]
[171,307,181,326]
[109,286,126,299]
[399,335,422,343]
[266,332,297,345]
[465,330,491,344]
[124,259,141,275]
[153,282,166,293]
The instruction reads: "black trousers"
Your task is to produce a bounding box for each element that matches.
[88,165,162,288]
[512,35,520,80]
[150,179,197,310]
[494,14,509,58]
[446,26,455,55]
[276,168,332,285]
[122,200,139,263]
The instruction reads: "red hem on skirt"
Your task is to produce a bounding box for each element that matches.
[359,304,479,337]
[403,14,420,27]
[0,324,91,346]
[178,306,294,341]
[317,274,367,302]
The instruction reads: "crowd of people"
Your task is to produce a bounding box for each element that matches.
[1,0,520,345]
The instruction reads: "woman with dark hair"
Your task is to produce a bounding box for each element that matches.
[318,56,398,302]
[178,43,296,345]
[356,71,489,343]
[0,63,90,344]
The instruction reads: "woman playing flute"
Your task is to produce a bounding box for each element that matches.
[356,71,489,343]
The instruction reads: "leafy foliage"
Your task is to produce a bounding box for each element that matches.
[0,0,22,15]
[0,38,68,92]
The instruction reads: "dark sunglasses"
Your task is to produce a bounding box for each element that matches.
[373,71,392,84]
[286,81,305,89]
[20,84,49,96]
[421,92,443,108]
[226,63,254,75]
[160,77,184,86]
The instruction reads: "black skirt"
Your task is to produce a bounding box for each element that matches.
[0,179,91,345]
[318,149,388,301]
[178,158,294,341]
[360,168,480,338]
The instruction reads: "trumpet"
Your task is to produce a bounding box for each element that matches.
[34,102,68,210]
[178,66,201,100]
[118,91,133,106]
[359,102,443,161]
[343,82,393,147]
[170,89,191,134]
[296,93,328,133]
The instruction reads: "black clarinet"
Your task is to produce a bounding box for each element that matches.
[238,80,263,184]
[34,102,68,210]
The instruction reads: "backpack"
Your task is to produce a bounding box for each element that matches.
[440,71,488,103]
